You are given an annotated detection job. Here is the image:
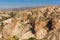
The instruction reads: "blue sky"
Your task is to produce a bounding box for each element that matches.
[0,0,60,8]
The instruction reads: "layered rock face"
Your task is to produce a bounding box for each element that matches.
[0,6,60,40]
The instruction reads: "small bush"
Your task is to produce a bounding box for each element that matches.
[9,12,16,17]
[7,36,18,40]
[2,16,8,20]
[28,37,35,40]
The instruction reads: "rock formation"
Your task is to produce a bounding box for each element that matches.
[0,6,60,40]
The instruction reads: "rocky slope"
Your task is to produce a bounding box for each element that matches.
[0,6,60,40]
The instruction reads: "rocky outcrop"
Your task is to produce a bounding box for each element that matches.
[0,6,60,40]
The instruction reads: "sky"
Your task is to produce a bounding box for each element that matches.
[0,0,60,9]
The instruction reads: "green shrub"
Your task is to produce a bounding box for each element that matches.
[7,36,18,40]
[9,12,16,17]
[28,37,35,40]
[2,16,8,20]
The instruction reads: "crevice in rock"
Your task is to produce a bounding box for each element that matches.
[46,19,53,31]
[28,15,36,34]
[30,23,36,34]
[30,20,36,34]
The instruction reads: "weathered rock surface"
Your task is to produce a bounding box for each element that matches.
[0,6,60,40]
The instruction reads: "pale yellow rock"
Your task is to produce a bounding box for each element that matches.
[36,29,47,39]
[0,6,60,40]
[20,31,35,40]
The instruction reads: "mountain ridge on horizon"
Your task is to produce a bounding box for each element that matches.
[0,5,60,11]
